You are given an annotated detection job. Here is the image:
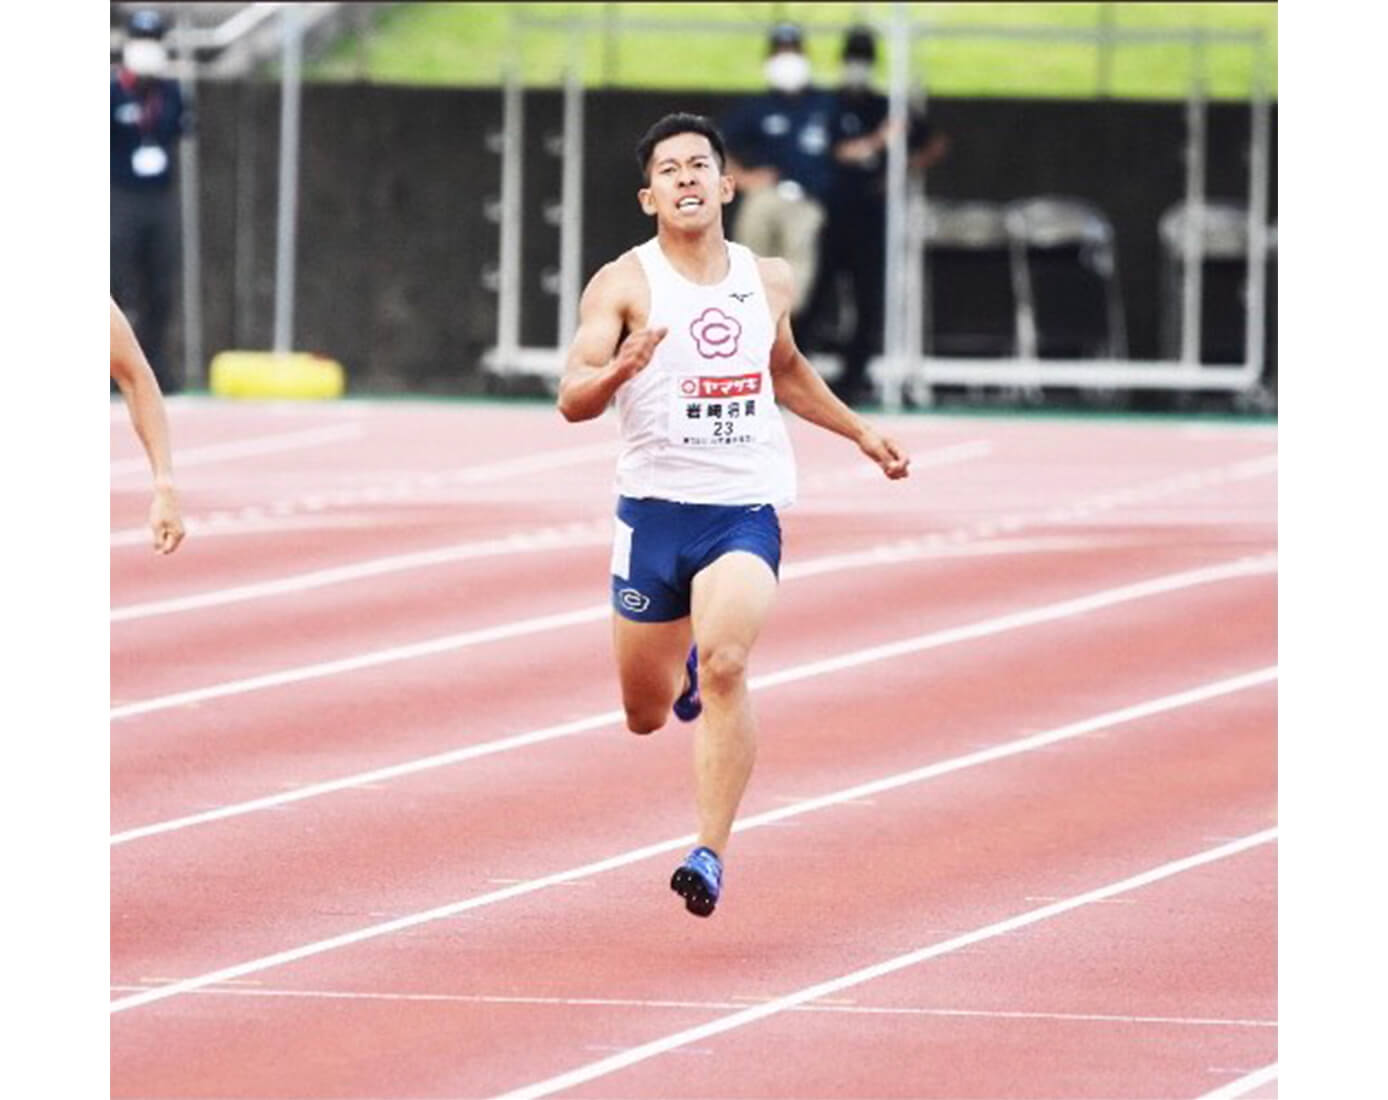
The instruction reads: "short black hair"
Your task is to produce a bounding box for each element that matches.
[843,25,877,63]
[635,113,728,184]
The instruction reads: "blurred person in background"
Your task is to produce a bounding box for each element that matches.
[718,23,838,327]
[111,8,187,394]
[812,25,950,407]
[557,112,909,919]
[111,297,185,555]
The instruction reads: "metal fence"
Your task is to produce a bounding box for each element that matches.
[478,7,1275,408]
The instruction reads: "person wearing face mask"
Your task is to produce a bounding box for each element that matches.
[718,24,838,326]
[811,25,949,407]
[111,8,187,394]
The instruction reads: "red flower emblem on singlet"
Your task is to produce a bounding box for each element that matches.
[689,307,742,359]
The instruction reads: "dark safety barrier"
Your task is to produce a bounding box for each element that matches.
[170,83,1276,393]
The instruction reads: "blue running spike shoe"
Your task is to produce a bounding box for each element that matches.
[670,845,722,917]
[672,645,701,722]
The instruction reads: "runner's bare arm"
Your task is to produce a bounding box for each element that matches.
[110,298,186,553]
[760,259,910,480]
[558,260,667,422]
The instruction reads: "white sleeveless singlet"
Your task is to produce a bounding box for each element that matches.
[614,238,797,508]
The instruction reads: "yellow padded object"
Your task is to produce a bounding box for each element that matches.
[208,351,346,399]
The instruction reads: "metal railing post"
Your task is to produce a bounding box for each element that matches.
[881,3,911,412]
[176,7,204,387]
[1010,226,1038,360]
[1178,30,1207,365]
[496,63,524,363]
[557,23,585,346]
[1243,42,1271,383]
[271,2,303,354]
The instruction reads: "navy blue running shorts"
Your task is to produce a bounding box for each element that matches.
[610,496,782,622]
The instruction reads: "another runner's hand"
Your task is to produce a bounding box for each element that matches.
[150,486,186,554]
[612,327,668,382]
[858,429,911,480]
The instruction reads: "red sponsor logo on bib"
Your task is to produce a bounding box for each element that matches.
[680,373,762,398]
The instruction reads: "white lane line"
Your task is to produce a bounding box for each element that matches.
[108,528,1142,625]
[110,423,364,477]
[110,604,613,723]
[111,514,398,544]
[112,394,340,420]
[495,829,1278,1100]
[110,449,1273,618]
[110,440,618,546]
[800,439,992,488]
[108,667,1276,1011]
[109,440,988,619]
[107,529,1148,714]
[109,536,1273,723]
[111,705,600,844]
[110,559,1275,841]
[783,532,1144,579]
[104,983,1278,1029]
[1197,1063,1279,1098]
[111,521,611,622]
[800,453,1276,517]
[109,556,1275,846]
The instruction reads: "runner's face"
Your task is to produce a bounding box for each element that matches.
[640,133,732,226]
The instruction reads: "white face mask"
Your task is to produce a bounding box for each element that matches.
[123,39,169,78]
[764,52,811,94]
[841,60,874,90]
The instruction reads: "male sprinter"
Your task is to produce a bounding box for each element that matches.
[558,113,909,917]
[111,297,185,554]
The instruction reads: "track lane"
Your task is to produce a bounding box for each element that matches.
[110,405,1278,1099]
[110,538,1271,832]
[111,404,1270,608]
[552,845,1276,1100]
[111,427,1272,712]
[110,566,1273,998]
[110,670,1273,1098]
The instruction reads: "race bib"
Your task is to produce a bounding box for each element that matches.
[669,372,768,448]
[132,145,169,178]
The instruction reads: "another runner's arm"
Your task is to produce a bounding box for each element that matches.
[110,297,186,553]
[110,299,175,487]
[762,259,910,480]
[558,262,667,422]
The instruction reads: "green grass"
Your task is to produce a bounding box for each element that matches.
[308,3,1276,100]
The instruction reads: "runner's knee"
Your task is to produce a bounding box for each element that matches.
[624,704,666,736]
[700,643,750,695]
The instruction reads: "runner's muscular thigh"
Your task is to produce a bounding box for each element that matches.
[691,551,779,666]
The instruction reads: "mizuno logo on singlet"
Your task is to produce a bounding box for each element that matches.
[729,291,755,302]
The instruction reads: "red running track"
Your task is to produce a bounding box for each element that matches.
[111,398,1277,1099]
